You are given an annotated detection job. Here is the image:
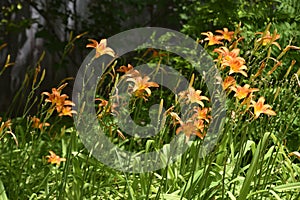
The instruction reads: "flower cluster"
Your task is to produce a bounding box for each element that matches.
[96,64,159,117]
[95,63,160,140]
[214,47,248,77]
[118,64,159,101]
[42,83,77,117]
[201,27,235,46]
[169,86,211,142]
[201,26,280,119]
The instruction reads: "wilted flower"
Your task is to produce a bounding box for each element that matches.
[0,118,12,133]
[0,118,17,146]
[288,151,300,159]
[169,112,182,126]
[143,48,167,58]
[117,64,134,73]
[95,98,118,116]
[96,98,109,108]
[117,64,140,77]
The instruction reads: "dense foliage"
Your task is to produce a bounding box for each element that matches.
[0,0,299,199]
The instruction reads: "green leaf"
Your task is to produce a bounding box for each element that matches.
[273,182,300,192]
[159,193,187,200]
[237,132,270,200]
[0,179,8,200]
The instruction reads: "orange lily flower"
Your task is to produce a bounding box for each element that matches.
[231,84,259,100]
[46,151,66,166]
[186,87,209,106]
[179,87,209,107]
[213,47,247,76]
[216,28,234,42]
[117,64,134,73]
[256,31,281,49]
[0,118,17,146]
[86,39,115,58]
[42,84,76,116]
[31,116,50,130]
[201,32,224,46]
[118,64,140,77]
[143,48,167,58]
[176,119,205,142]
[193,119,205,137]
[222,76,236,90]
[222,57,248,77]
[193,107,211,123]
[126,75,159,99]
[175,121,202,142]
[58,106,77,117]
[213,47,240,61]
[251,97,276,119]
[95,98,118,116]
[42,86,75,113]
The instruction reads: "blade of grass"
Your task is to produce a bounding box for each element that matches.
[273,182,300,192]
[237,132,270,200]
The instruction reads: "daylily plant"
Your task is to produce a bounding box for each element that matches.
[46,151,66,166]
[86,38,116,58]
[256,30,281,49]
[251,97,276,119]
[178,87,209,108]
[222,76,236,90]
[126,75,159,100]
[31,116,50,130]
[216,28,235,42]
[42,83,76,117]
[201,31,224,46]
[231,84,259,100]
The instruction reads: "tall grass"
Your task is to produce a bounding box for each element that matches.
[0,23,299,199]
